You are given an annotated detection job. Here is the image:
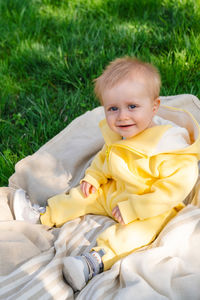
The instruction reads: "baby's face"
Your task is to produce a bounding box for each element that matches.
[102,79,160,139]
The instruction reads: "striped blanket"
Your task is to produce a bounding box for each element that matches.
[1,205,200,299]
[0,94,200,299]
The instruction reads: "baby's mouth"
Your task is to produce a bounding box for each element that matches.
[118,124,134,128]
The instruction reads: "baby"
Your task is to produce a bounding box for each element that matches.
[14,57,200,292]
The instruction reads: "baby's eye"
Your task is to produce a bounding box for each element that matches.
[109,106,118,112]
[128,104,136,109]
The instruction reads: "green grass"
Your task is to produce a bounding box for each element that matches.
[0,0,200,186]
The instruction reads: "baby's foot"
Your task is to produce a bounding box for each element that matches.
[13,189,44,224]
[63,249,105,292]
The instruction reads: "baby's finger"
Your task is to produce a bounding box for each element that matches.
[81,182,89,197]
[90,186,96,194]
[80,182,85,195]
[112,207,117,216]
[112,211,117,219]
[84,183,90,197]
[118,216,125,225]
[114,212,120,221]
[116,209,121,217]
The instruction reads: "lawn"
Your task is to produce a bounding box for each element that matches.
[0,0,200,186]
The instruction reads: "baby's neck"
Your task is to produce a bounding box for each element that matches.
[148,118,157,128]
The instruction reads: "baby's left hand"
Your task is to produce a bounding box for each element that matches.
[112,206,125,225]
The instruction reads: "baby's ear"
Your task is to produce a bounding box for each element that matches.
[153,98,160,113]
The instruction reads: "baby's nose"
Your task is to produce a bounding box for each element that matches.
[118,109,128,120]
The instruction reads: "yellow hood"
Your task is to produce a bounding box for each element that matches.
[99,105,200,158]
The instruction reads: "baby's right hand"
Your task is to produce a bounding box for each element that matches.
[80,181,96,197]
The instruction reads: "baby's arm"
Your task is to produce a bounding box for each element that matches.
[80,145,108,197]
[82,144,110,190]
[80,181,96,197]
[112,206,125,225]
[117,154,199,225]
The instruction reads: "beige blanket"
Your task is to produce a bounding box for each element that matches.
[0,94,200,299]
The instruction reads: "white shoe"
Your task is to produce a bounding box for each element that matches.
[63,256,90,292]
[63,250,105,292]
[13,189,42,224]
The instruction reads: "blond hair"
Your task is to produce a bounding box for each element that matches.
[94,57,161,103]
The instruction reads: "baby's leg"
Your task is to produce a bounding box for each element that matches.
[41,186,107,227]
[94,208,177,270]
[62,209,177,292]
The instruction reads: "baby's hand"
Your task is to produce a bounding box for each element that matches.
[112,206,125,225]
[80,181,96,197]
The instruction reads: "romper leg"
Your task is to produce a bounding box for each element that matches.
[40,186,107,227]
[93,208,178,270]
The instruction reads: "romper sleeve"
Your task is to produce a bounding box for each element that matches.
[117,154,199,224]
[80,144,111,190]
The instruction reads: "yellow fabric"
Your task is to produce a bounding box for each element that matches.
[94,207,179,270]
[41,105,200,270]
[40,187,106,227]
[84,113,199,224]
